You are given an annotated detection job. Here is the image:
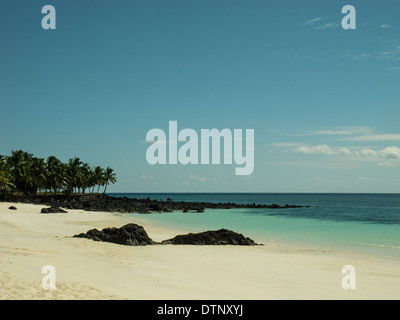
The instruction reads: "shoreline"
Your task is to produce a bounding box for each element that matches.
[0,193,308,214]
[1,201,400,300]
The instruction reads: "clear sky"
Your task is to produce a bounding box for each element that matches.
[1,0,400,193]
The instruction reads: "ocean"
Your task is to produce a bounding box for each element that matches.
[110,193,400,259]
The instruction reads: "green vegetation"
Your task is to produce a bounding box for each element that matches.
[0,150,117,195]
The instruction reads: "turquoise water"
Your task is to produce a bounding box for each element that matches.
[110,193,400,259]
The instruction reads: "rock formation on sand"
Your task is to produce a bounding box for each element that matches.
[161,229,258,246]
[73,223,155,246]
[40,206,68,214]
[74,224,258,246]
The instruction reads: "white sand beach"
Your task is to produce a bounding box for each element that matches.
[0,201,399,300]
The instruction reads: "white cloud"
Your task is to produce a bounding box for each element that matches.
[379,146,400,159]
[377,46,400,61]
[338,147,358,156]
[338,45,400,64]
[294,144,341,156]
[141,174,153,180]
[293,144,400,160]
[380,24,390,28]
[273,142,304,147]
[378,162,396,168]
[187,174,207,183]
[301,17,323,26]
[353,53,371,60]
[278,160,357,170]
[357,176,370,181]
[309,129,353,135]
[294,145,363,157]
[273,128,400,167]
[317,23,339,30]
[342,134,400,142]
[360,149,378,157]
[298,126,373,137]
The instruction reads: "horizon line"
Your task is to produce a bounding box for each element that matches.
[107,192,400,195]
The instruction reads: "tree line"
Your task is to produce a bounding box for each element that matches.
[0,150,117,195]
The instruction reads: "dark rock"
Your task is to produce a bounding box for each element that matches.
[162,229,258,246]
[73,223,155,246]
[8,206,17,210]
[0,194,308,214]
[41,206,68,214]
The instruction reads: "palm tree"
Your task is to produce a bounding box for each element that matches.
[7,150,24,184]
[0,151,118,196]
[20,166,34,195]
[31,157,47,194]
[0,156,14,193]
[79,163,91,194]
[7,150,33,194]
[93,166,106,193]
[46,156,65,195]
[103,167,117,194]
[0,155,6,171]
[0,173,14,193]
[87,166,97,194]
[66,159,105,194]
[66,157,83,194]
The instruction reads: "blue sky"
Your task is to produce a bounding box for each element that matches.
[1,0,400,193]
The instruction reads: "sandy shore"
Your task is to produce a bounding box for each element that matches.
[0,201,399,300]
